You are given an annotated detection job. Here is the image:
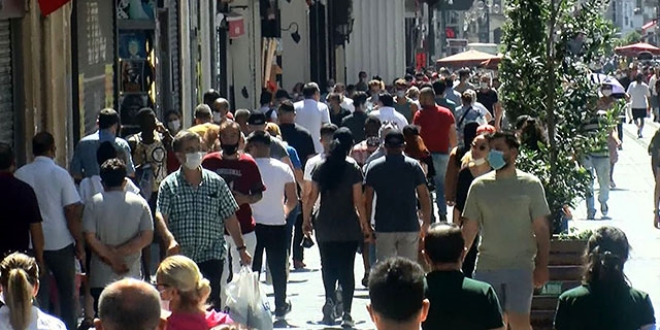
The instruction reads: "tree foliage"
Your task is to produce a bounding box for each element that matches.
[499,0,617,232]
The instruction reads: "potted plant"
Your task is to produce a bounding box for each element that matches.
[499,0,615,328]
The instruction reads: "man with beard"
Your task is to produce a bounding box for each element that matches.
[461,131,551,330]
[201,121,265,299]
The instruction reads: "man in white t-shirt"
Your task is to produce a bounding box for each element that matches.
[369,93,409,131]
[294,82,332,154]
[14,132,83,330]
[626,73,651,138]
[245,131,298,323]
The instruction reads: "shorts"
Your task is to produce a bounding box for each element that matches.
[474,268,534,314]
[632,108,647,121]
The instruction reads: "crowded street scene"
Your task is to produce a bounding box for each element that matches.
[2,0,660,329]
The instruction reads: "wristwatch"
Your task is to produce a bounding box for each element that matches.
[236,245,247,251]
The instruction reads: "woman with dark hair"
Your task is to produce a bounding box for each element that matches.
[520,118,548,152]
[303,128,371,327]
[445,122,480,207]
[554,226,656,330]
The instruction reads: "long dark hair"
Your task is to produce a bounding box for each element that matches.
[583,226,630,290]
[318,128,354,193]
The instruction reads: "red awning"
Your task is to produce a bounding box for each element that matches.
[642,20,657,32]
[615,42,660,56]
[38,0,71,17]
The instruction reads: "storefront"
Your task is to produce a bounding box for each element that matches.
[0,0,25,154]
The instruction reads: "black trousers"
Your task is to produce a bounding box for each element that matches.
[198,259,224,311]
[318,241,359,314]
[292,213,305,262]
[252,224,288,311]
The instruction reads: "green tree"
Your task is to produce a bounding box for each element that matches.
[499,0,617,232]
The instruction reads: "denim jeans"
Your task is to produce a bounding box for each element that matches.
[37,244,77,330]
[431,153,450,220]
[584,155,611,215]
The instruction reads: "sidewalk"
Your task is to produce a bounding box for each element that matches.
[571,119,660,320]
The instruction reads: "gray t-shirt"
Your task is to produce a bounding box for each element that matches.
[312,160,364,242]
[364,155,426,233]
[270,136,290,160]
[83,190,153,288]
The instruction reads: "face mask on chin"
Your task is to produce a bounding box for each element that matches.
[396,90,406,98]
[184,152,204,170]
[601,89,613,97]
[213,112,222,123]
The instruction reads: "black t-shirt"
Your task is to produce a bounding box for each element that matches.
[341,112,369,143]
[423,270,504,330]
[619,75,632,91]
[312,160,363,243]
[0,174,43,259]
[476,89,499,116]
[330,107,351,127]
[455,167,476,212]
[280,123,316,166]
[555,284,656,330]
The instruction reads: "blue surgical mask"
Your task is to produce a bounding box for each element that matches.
[487,150,506,170]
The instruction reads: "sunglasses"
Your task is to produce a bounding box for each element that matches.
[471,143,488,151]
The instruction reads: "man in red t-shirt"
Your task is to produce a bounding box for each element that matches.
[413,87,457,221]
[201,122,265,295]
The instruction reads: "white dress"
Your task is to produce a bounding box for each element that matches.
[0,306,67,330]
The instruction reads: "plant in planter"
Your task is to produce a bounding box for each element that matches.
[499,0,617,234]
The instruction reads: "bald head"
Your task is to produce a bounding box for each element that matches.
[212,98,230,115]
[94,279,163,330]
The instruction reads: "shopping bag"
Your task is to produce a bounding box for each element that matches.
[224,266,273,330]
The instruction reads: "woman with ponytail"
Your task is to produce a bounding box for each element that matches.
[156,255,234,330]
[303,127,372,327]
[554,226,656,330]
[0,253,66,329]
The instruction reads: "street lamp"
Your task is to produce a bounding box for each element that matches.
[281,22,301,44]
[334,18,355,45]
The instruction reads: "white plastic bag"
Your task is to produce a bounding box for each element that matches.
[224,266,273,330]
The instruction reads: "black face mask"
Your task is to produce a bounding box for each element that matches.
[221,143,239,155]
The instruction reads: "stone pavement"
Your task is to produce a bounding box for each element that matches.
[569,119,660,321]
[265,120,660,329]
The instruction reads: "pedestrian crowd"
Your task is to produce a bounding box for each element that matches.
[0,67,655,330]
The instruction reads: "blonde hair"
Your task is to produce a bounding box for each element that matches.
[368,79,385,90]
[265,122,282,138]
[0,253,39,330]
[156,256,211,312]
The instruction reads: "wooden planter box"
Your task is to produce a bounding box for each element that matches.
[531,237,588,330]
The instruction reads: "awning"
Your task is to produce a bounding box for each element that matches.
[39,0,71,17]
[614,42,660,56]
[642,19,657,32]
[436,49,502,68]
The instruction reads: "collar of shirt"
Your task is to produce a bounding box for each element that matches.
[34,156,55,165]
[174,168,210,187]
[98,129,116,140]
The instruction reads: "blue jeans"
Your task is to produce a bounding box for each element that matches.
[584,155,611,215]
[431,153,450,220]
[286,203,301,255]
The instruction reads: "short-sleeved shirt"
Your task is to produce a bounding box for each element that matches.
[0,173,42,258]
[286,146,302,169]
[462,170,551,270]
[413,105,456,154]
[280,123,316,167]
[70,130,136,178]
[269,136,290,161]
[252,158,295,226]
[127,132,168,192]
[369,107,409,132]
[423,270,504,330]
[364,155,426,233]
[201,153,265,234]
[295,99,332,154]
[79,175,141,203]
[350,140,376,168]
[341,112,370,143]
[330,107,352,127]
[627,81,650,109]
[0,306,67,330]
[157,169,240,263]
[477,88,499,116]
[435,97,457,116]
[83,191,153,288]
[555,284,656,330]
[311,159,363,242]
[15,157,82,251]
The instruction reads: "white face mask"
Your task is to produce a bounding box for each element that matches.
[213,112,222,123]
[168,119,181,132]
[602,89,613,97]
[184,152,204,170]
[473,158,487,166]
[396,90,406,98]
[480,82,490,90]
[160,299,170,311]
